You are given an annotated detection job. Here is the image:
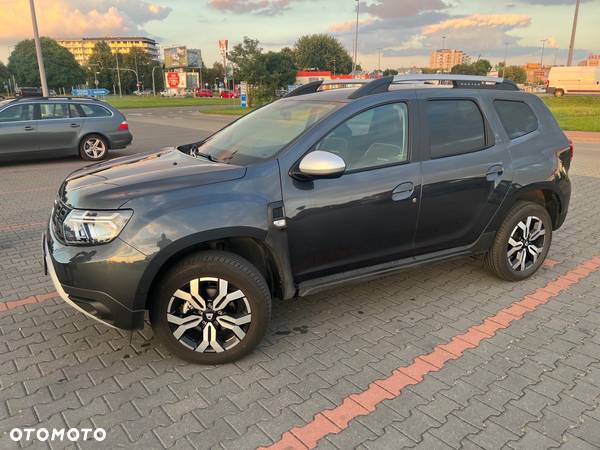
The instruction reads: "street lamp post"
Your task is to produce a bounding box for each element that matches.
[378,48,382,73]
[567,0,581,66]
[502,42,509,77]
[28,0,49,96]
[540,38,548,67]
[115,52,122,97]
[352,0,360,76]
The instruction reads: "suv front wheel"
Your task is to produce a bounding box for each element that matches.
[150,251,271,364]
[484,201,553,281]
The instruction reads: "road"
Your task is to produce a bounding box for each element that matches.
[1,108,600,449]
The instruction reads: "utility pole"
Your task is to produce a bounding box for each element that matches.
[540,38,548,67]
[28,0,48,96]
[567,0,580,66]
[352,0,359,75]
[442,35,446,50]
[115,52,122,97]
[378,48,382,73]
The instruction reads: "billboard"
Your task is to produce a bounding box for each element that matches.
[219,40,228,57]
[164,46,188,69]
[165,72,185,89]
[187,49,202,69]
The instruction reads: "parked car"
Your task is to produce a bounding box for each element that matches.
[15,87,42,97]
[135,89,153,96]
[160,90,177,97]
[44,75,572,364]
[546,66,600,97]
[0,97,132,162]
[220,90,238,99]
[195,88,213,98]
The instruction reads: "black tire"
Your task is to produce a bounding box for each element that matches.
[484,201,552,281]
[150,251,271,364]
[555,89,564,97]
[79,134,109,161]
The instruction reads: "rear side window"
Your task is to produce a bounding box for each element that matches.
[79,104,112,117]
[494,100,538,140]
[39,103,68,120]
[426,100,486,159]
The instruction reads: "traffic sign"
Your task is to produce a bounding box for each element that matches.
[240,93,248,109]
[72,88,109,97]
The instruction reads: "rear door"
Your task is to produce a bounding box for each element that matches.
[36,102,82,153]
[0,103,38,155]
[413,92,512,254]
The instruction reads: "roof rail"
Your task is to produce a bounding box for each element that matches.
[284,79,370,98]
[12,96,102,102]
[287,74,519,100]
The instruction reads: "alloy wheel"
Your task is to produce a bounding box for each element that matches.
[166,277,252,353]
[83,138,107,159]
[507,215,546,272]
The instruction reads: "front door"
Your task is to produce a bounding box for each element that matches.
[0,103,38,155]
[414,95,512,254]
[282,101,422,281]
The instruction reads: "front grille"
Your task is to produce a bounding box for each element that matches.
[52,200,71,242]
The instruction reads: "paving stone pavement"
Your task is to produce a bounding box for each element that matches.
[1,141,600,450]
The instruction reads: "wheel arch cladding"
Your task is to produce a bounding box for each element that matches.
[140,230,284,311]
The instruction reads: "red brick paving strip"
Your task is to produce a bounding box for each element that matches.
[0,291,59,312]
[262,255,600,450]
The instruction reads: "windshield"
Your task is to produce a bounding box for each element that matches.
[199,100,340,165]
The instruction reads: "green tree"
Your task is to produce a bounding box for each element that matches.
[8,37,85,89]
[382,69,398,76]
[293,34,353,73]
[228,37,265,85]
[451,59,492,76]
[501,65,527,84]
[254,51,297,101]
[0,61,10,93]
[87,41,116,91]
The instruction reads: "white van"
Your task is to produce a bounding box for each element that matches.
[547,66,600,96]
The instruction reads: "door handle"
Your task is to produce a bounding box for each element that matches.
[486,165,504,180]
[392,182,415,201]
[23,126,34,131]
[70,123,80,128]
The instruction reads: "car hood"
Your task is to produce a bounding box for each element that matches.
[58,148,246,209]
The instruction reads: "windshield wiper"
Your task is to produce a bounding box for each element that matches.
[195,152,222,163]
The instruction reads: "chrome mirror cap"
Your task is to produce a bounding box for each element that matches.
[298,151,346,178]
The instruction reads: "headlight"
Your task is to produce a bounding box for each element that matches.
[62,209,133,245]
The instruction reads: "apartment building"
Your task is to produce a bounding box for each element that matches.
[429,49,469,72]
[57,37,159,66]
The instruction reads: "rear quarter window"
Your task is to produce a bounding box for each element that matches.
[493,100,538,140]
[78,104,112,118]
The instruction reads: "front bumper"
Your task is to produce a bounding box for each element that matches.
[43,229,146,330]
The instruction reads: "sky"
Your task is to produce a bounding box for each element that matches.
[0,0,598,70]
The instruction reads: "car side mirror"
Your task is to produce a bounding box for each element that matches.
[293,150,346,180]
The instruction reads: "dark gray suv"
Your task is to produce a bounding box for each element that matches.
[0,97,132,162]
[44,75,572,364]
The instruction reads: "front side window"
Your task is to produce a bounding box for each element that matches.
[198,100,339,165]
[315,102,409,171]
[0,104,35,123]
[426,99,486,159]
[39,103,68,120]
[79,104,112,118]
[494,100,538,140]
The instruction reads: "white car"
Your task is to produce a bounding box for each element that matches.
[547,66,600,96]
[160,90,177,97]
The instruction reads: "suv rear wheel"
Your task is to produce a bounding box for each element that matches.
[484,201,552,281]
[150,251,271,364]
[79,134,108,161]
